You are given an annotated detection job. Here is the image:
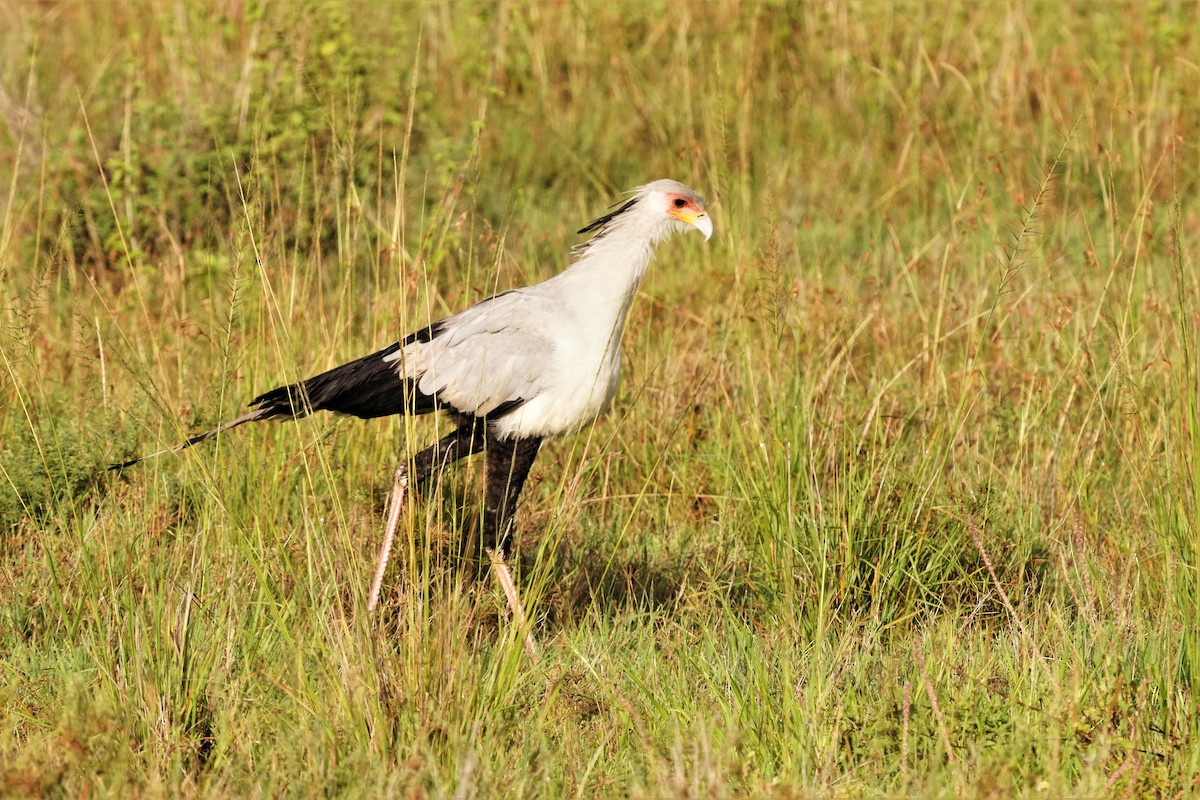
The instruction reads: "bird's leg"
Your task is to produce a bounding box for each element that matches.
[366,467,409,613]
[483,434,542,652]
[367,423,485,612]
[482,434,543,553]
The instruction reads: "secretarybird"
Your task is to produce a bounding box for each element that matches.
[113,179,712,644]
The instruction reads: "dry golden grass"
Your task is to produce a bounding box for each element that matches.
[2,1,1198,796]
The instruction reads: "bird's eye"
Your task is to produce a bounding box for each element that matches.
[673,198,688,208]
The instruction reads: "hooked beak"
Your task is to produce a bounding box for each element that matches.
[672,209,713,241]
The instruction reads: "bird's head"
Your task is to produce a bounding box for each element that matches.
[574,179,713,255]
[639,179,713,242]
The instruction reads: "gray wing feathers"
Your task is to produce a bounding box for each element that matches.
[388,290,556,418]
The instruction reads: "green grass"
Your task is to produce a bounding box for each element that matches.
[2,0,1199,795]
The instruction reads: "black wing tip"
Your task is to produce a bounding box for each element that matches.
[403,322,444,346]
[485,397,527,420]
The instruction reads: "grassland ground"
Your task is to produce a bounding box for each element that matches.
[2,2,1199,796]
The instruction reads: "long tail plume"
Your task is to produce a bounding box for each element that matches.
[109,341,435,471]
[108,408,270,470]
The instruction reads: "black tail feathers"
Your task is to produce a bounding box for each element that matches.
[248,341,435,421]
[110,342,437,471]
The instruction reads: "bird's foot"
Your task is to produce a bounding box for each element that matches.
[487,547,537,654]
[367,466,409,613]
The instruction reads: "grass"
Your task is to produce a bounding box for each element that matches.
[2,0,1199,795]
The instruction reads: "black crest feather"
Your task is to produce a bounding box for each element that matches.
[572,196,638,255]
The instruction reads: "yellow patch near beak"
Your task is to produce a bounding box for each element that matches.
[671,210,714,241]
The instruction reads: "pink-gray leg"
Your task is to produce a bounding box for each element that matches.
[367,424,484,612]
